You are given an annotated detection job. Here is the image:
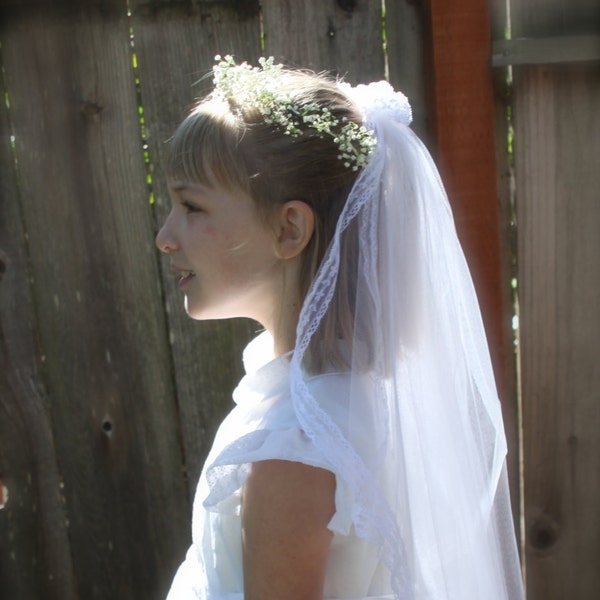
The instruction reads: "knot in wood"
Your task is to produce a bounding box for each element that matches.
[102,418,113,436]
[529,514,559,552]
[0,249,7,282]
[230,0,260,19]
[337,0,357,13]
[81,101,103,117]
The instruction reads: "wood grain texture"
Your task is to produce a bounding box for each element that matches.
[492,35,600,67]
[130,0,262,505]
[0,53,76,600]
[514,63,600,600]
[426,0,518,475]
[261,0,385,83]
[488,0,522,539]
[385,0,430,141]
[510,0,600,38]
[511,1,600,597]
[1,3,189,597]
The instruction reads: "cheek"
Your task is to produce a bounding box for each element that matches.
[188,222,221,258]
[197,232,248,278]
[203,222,218,237]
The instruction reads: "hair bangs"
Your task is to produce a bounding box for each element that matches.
[167,99,250,194]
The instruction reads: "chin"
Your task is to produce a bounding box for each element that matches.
[184,303,211,321]
[184,299,234,321]
[184,297,205,320]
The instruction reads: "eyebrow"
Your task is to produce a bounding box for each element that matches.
[170,182,209,193]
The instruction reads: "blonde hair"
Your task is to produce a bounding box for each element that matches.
[168,68,365,370]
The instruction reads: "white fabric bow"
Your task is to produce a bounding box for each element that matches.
[338,81,413,127]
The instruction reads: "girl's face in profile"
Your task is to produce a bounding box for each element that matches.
[156,180,282,324]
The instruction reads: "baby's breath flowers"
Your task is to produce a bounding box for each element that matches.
[213,55,376,171]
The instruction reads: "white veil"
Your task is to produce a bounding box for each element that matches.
[289,83,524,599]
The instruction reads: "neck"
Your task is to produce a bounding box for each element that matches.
[256,254,304,358]
[271,328,296,358]
[267,272,303,358]
[267,298,300,357]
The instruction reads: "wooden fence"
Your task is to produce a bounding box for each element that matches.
[0,0,598,598]
[504,0,600,597]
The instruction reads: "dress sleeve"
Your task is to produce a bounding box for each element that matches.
[201,390,354,535]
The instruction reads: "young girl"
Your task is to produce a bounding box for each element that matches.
[156,56,524,600]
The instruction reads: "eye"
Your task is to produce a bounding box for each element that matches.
[181,200,203,214]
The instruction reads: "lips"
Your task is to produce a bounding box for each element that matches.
[172,265,196,288]
[178,271,195,288]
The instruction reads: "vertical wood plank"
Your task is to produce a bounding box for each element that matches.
[261,0,385,82]
[0,48,76,600]
[1,1,189,597]
[425,0,519,497]
[510,1,600,597]
[129,0,262,507]
[385,0,430,141]
[513,63,600,600]
[511,0,600,38]
[488,0,523,536]
[426,0,508,391]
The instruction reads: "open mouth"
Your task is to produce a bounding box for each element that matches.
[178,270,195,287]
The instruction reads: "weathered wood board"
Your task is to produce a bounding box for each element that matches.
[261,0,385,82]
[0,36,76,599]
[510,0,600,596]
[129,0,262,510]
[1,1,189,596]
[514,63,600,600]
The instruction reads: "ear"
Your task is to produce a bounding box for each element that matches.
[273,200,315,260]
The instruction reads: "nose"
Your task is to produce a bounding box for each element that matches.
[155,214,179,254]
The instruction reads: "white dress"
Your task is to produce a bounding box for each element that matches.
[167,332,392,600]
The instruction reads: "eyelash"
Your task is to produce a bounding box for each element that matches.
[181,200,203,214]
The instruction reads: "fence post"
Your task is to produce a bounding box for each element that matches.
[424,0,520,519]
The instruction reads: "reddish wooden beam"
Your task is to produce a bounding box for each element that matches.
[425,0,509,401]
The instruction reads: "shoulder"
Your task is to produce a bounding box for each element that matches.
[241,459,336,600]
[244,459,336,517]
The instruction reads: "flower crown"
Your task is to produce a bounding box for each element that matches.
[212,55,376,171]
